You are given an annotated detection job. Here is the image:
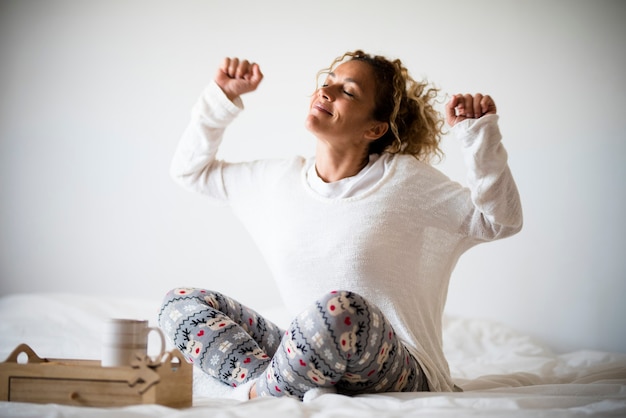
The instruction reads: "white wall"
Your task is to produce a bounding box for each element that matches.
[1,0,624,354]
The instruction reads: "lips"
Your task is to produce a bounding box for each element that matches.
[313,103,333,116]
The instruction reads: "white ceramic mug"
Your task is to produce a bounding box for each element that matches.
[101,318,166,367]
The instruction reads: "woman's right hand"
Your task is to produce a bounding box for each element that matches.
[215,57,263,102]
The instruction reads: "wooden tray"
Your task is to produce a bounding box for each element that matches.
[0,344,192,408]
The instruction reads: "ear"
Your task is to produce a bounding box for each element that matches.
[365,121,389,141]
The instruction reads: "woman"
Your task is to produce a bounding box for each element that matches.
[158,50,523,401]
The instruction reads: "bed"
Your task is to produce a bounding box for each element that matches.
[1,293,625,417]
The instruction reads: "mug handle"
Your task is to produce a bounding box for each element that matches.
[146,326,167,366]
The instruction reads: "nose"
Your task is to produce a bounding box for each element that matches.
[318,85,334,101]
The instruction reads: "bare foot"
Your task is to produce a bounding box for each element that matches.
[249,382,258,399]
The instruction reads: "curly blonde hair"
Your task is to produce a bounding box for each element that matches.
[317,50,445,162]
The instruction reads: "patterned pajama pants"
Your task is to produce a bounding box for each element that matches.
[158,288,429,400]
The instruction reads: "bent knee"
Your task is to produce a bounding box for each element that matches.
[163,287,205,298]
[317,290,370,317]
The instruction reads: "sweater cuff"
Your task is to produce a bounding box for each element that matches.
[453,113,498,132]
[453,114,501,148]
[208,80,244,111]
[192,81,244,126]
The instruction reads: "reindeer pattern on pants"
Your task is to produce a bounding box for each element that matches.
[158,288,428,400]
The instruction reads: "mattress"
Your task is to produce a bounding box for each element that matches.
[1,293,625,417]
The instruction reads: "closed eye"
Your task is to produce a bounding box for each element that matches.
[320,82,356,98]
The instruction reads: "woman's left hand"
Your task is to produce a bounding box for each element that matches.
[445,93,497,127]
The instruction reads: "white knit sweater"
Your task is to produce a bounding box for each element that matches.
[171,81,523,392]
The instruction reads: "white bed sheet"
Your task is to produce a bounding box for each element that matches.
[0,293,625,417]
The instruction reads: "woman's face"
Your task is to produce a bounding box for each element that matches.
[305,60,384,148]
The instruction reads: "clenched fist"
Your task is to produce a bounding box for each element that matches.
[215,58,264,102]
[445,93,497,127]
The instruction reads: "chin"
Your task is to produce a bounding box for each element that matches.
[304,116,320,135]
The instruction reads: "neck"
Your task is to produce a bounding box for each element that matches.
[315,141,369,183]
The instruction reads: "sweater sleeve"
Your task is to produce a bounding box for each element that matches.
[169,81,244,201]
[454,114,523,241]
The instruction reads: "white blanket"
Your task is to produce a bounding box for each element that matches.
[1,293,625,417]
